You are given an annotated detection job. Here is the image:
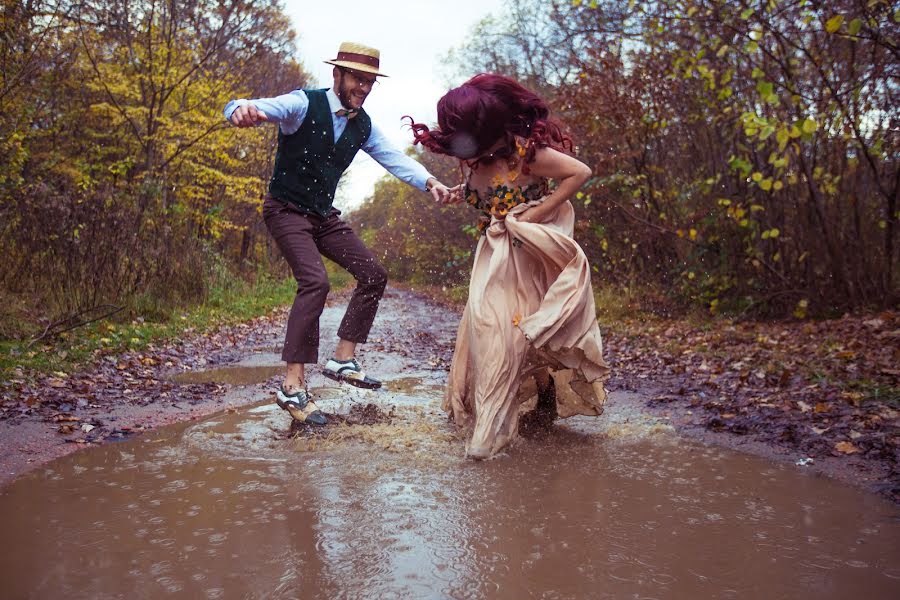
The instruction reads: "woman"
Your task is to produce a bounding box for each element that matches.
[408,74,610,459]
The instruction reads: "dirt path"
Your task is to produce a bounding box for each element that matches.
[603,313,899,502]
[0,288,458,488]
[0,288,895,501]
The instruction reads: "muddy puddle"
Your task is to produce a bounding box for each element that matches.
[2,379,899,599]
[169,353,285,386]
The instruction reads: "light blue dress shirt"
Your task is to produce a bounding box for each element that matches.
[224,89,433,191]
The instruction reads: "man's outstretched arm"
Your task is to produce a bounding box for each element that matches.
[224,91,308,134]
[364,124,453,203]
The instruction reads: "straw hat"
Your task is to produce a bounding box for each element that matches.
[324,41,389,77]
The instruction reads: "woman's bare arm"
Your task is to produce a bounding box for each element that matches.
[517,147,591,223]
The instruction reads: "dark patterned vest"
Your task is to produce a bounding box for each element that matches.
[268,88,372,216]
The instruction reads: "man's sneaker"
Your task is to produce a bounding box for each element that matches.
[275,386,327,426]
[323,358,382,390]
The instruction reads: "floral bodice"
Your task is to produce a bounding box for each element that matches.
[464,169,549,233]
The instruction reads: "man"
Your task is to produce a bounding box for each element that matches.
[225,41,451,426]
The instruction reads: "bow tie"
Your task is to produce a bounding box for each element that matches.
[335,108,358,119]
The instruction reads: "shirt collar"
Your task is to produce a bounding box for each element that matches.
[326,89,345,114]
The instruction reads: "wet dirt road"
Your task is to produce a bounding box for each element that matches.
[1,290,899,598]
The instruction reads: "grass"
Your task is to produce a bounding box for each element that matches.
[593,285,646,327]
[845,380,900,407]
[0,260,353,383]
[323,259,354,291]
[440,284,470,306]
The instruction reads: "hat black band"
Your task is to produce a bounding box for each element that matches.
[335,51,379,68]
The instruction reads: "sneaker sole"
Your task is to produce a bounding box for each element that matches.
[322,369,382,390]
[275,395,327,426]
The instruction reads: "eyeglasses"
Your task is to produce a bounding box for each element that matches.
[340,68,379,89]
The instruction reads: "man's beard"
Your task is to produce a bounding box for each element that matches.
[337,74,355,109]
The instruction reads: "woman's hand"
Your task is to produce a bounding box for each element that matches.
[516,204,546,224]
[427,180,465,204]
[525,147,592,217]
[446,184,465,204]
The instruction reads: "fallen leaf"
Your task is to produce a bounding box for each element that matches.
[841,391,863,406]
[81,423,95,433]
[797,401,812,413]
[53,414,80,422]
[835,441,860,455]
[778,369,792,386]
[880,408,898,421]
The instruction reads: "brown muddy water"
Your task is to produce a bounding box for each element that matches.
[1,375,899,599]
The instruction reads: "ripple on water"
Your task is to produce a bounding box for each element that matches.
[2,384,900,600]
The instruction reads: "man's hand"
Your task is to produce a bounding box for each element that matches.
[426,178,462,204]
[230,103,269,128]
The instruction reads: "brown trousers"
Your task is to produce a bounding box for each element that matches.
[262,197,387,364]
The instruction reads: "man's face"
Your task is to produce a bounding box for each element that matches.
[334,67,377,110]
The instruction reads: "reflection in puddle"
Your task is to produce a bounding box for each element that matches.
[1,385,899,599]
[383,376,444,396]
[170,368,442,403]
[171,365,283,386]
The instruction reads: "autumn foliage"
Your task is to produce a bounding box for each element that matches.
[351,151,476,288]
[1,0,896,340]
[0,0,306,336]
[362,0,898,317]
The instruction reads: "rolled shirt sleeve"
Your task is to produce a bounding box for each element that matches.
[223,90,309,135]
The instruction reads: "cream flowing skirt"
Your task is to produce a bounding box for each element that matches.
[444,200,610,457]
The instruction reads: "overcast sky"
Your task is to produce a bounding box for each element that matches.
[281,0,505,209]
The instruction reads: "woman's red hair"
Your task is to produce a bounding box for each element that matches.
[406,73,573,170]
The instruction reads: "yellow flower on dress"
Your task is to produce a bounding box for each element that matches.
[491,174,505,187]
[512,313,522,326]
[491,199,508,215]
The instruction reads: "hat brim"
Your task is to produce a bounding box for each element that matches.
[324,59,389,77]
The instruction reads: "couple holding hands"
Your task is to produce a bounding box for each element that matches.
[225,41,609,460]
